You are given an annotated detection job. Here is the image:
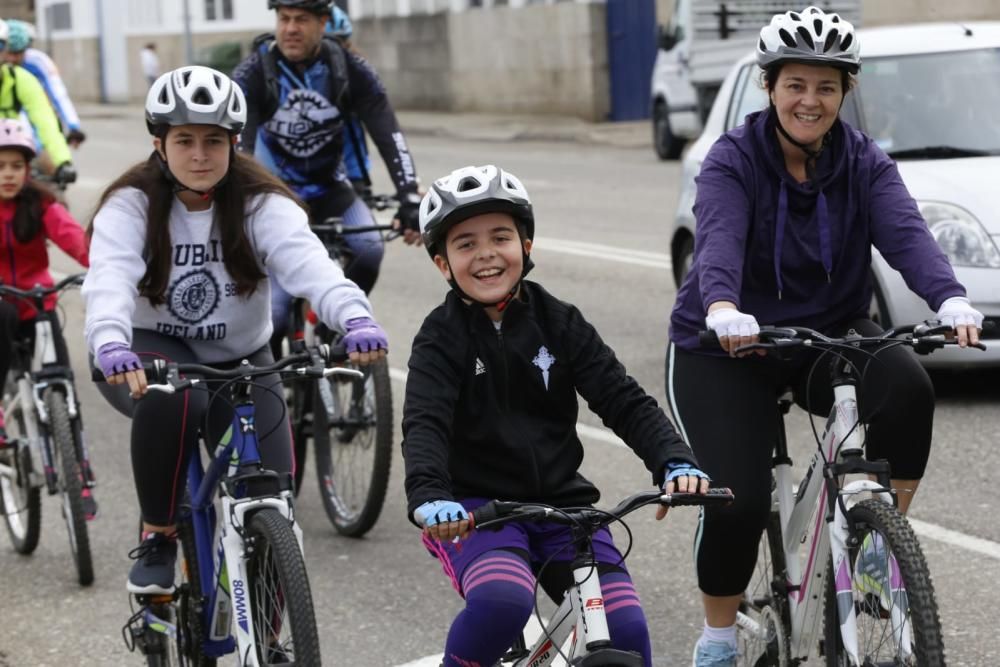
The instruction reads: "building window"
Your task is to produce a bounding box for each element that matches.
[47,2,72,30]
[205,0,234,20]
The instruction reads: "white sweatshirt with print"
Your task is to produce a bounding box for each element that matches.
[83,187,373,363]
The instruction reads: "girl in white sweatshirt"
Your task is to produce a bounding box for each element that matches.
[83,66,389,594]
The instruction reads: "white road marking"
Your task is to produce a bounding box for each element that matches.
[388,366,1000,561]
[532,236,672,271]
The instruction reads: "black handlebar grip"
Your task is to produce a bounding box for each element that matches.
[470,501,502,530]
[666,487,734,507]
[698,330,719,348]
[91,367,106,382]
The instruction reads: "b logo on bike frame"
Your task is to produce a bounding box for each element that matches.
[168,269,220,324]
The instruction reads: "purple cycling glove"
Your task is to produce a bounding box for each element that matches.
[342,317,388,355]
[96,341,142,378]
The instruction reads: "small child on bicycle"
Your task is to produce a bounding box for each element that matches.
[0,119,89,462]
[403,165,710,667]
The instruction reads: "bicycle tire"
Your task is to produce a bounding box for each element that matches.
[313,355,392,537]
[823,499,944,666]
[289,376,312,497]
[175,517,217,667]
[0,376,41,554]
[44,388,94,585]
[142,602,184,667]
[737,508,791,667]
[245,508,321,665]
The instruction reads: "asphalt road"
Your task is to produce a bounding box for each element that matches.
[0,110,996,666]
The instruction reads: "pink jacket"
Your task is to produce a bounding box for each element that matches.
[0,197,89,320]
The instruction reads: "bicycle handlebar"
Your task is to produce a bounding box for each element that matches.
[0,272,86,305]
[90,343,360,390]
[698,322,989,354]
[470,488,734,532]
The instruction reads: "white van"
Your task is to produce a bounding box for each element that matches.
[651,0,861,159]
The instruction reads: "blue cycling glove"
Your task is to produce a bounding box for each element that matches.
[662,461,711,489]
[414,500,468,527]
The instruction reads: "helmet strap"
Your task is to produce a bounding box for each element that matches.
[770,102,833,180]
[443,246,534,313]
[152,143,235,201]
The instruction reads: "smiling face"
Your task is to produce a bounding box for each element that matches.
[275,7,328,62]
[770,62,846,150]
[0,148,28,200]
[154,124,232,197]
[434,213,532,319]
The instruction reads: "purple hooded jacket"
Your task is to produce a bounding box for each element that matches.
[669,108,965,351]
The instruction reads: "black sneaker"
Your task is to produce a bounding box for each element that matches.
[127,532,177,594]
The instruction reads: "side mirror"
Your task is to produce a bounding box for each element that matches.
[658,24,679,51]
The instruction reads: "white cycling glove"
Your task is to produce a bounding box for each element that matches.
[706,307,760,339]
[935,296,983,329]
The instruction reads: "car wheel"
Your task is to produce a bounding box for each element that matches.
[654,100,685,160]
[674,234,694,288]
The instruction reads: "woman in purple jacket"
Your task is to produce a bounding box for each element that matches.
[665,7,983,666]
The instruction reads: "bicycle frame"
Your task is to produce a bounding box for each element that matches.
[508,557,642,667]
[178,386,300,664]
[737,366,912,665]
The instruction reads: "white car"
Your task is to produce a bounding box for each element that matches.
[669,22,1000,367]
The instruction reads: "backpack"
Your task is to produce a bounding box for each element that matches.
[250,33,371,186]
[251,33,350,123]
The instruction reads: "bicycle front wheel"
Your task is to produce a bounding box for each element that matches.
[737,508,790,667]
[313,357,392,537]
[823,499,944,666]
[44,388,93,585]
[0,379,41,554]
[245,509,321,665]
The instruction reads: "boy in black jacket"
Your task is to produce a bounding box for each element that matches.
[402,165,709,667]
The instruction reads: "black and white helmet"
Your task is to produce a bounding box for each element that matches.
[419,165,534,257]
[145,66,247,136]
[757,6,860,73]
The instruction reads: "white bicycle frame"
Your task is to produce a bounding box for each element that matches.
[736,383,914,665]
[509,560,618,666]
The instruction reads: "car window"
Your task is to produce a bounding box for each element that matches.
[726,64,768,131]
[857,48,1000,155]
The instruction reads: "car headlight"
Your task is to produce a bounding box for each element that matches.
[917,202,1000,268]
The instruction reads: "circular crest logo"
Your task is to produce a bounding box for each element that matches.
[266,88,338,158]
[167,269,220,324]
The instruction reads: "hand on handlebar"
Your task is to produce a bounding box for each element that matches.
[935,296,983,348]
[342,316,388,365]
[96,341,147,398]
[414,499,471,542]
[656,461,711,520]
[706,303,764,358]
[393,191,423,246]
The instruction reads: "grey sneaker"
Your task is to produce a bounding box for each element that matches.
[692,637,738,667]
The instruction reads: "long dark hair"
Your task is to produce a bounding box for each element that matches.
[89,145,304,307]
[11,179,61,243]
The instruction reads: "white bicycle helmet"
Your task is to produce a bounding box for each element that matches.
[419,165,534,258]
[145,66,247,135]
[757,6,860,73]
[0,19,9,43]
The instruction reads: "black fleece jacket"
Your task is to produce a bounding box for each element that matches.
[402,281,698,521]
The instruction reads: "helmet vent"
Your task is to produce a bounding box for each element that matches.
[824,30,839,52]
[457,177,481,192]
[813,19,823,36]
[158,86,170,104]
[778,28,797,48]
[789,11,800,20]
[191,87,212,105]
[840,33,853,50]
[181,70,192,85]
[831,14,841,23]
[797,26,815,49]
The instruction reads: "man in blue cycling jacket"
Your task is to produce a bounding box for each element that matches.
[233,0,421,347]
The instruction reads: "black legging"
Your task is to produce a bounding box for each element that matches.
[664,318,934,596]
[95,329,293,527]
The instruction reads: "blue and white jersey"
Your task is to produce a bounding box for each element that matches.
[22,48,80,131]
[233,38,416,201]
